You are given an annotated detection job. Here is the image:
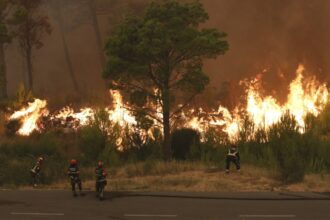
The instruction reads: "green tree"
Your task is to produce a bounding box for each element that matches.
[103,0,228,160]
[14,0,52,92]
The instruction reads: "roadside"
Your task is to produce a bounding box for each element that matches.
[14,162,329,193]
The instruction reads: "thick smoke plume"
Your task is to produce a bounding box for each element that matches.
[5,0,330,106]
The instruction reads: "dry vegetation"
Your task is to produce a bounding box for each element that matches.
[45,162,330,192]
[2,107,330,190]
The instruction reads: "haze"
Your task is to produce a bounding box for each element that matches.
[5,0,330,106]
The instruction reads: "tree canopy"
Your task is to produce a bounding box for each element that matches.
[103,0,229,159]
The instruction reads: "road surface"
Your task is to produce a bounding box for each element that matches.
[0,190,329,220]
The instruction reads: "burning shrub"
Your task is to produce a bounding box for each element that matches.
[78,109,123,165]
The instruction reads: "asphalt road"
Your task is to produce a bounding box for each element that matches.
[0,190,329,220]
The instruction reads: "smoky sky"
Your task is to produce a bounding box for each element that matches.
[4,0,330,105]
[203,0,330,85]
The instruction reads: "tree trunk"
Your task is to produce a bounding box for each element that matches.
[162,86,171,161]
[0,43,7,100]
[58,7,79,93]
[26,46,33,92]
[88,0,106,68]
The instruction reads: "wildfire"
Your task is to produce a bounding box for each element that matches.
[242,64,328,134]
[7,65,330,142]
[53,107,95,128]
[183,65,329,140]
[107,90,137,126]
[9,99,48,136]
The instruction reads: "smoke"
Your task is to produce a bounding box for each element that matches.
[5,0,330,105]
[202,0,330,88]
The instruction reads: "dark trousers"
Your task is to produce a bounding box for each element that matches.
[96,179,107,192]
[71,178,82,192]
[226,155,240,170]
[30,171,40,185]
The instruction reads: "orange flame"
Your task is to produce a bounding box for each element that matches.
[107,90,137,126]
[53,107,95,127]
[184,65,329,141]
[9,99,48,136]
[8,65,329,143]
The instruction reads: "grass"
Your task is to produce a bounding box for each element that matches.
[37,162,330,192]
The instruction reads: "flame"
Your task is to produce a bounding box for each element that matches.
[9,99,48,136]
[184,65,329,141]
[53,107,95,127]
[285,65,328,128]
[107,90,137,126]
[243,65,328,134]
[7,65,329,144]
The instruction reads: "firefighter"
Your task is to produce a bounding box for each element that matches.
[95,160,107,198]
[67,159,83,196]
[225,144,240,174]
[30,156,44,187]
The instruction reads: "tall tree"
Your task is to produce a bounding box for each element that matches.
[88,0,148,68]
[55,0,107,69]
[0,0,13,99]
[14,0,51,92]
[65,0,147,69]
[47,0,79,92]
[103,0,228,160]
[87,0,105,68]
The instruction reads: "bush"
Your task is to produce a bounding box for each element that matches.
[100,142,120,167]
[239,141,272,167]
[79,125,106,163]
[199,128,227,167]
[316,104,330,135]
[119,139,163,162]
[268,114,309,183]
[171,128,200,160]
[0,134,66,186]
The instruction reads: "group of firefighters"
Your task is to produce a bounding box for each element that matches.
[30,157,107,197]
[30,144,240,195]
